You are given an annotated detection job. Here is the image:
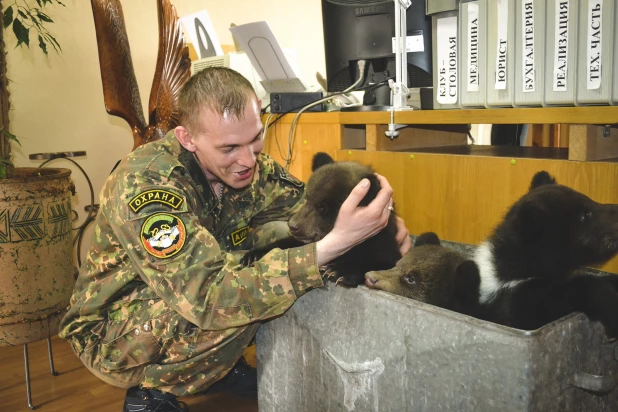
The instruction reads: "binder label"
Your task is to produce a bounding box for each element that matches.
[436,16,458,104]
[586,0,603,90]
[522,0,535,93]
[467,2,480,92]
[553,0,570,92]
[495,0,509,90]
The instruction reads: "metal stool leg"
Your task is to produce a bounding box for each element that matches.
[47,337,59,376]
[24,344,35,410]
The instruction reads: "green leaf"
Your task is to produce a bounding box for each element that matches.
[46,34,61,52]
[18,9,28,19]
[55,0,66,6]
[29,14,41,29]
[0,165,7,179]
[12,18,29,48]
[38,35,47,55]
[37,11,53,23]
[43,34,59,53]
[36,0,42,7]
[3,6,13,29]
[2,129,21,146]
[0,157,13,165]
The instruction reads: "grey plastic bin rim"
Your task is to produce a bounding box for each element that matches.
[354,285,618,394]
[363,284,586,337]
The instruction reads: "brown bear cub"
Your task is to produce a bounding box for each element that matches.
[365,171,618,341]
[242,152,401,286]
[364,232,481,316]
[474,171,618,339]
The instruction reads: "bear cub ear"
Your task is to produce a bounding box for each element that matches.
[312,152,335,171]
[414,232,441,247]
[358,173,382,207]
[529,171,557,191]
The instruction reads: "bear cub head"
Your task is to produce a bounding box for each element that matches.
[287,152,401,287]
[493,170,618,279]
[288,152,387,242]
[364,232,480,316]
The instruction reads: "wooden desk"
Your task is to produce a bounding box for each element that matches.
[263,108,618,274]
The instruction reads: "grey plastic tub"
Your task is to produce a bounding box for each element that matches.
[257,262,618,411]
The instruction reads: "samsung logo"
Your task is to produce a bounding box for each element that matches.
[355,5,388,15]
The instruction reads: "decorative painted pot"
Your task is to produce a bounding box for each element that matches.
[0,168,76,346]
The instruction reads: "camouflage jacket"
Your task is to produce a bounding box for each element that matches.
[59,131,322,354]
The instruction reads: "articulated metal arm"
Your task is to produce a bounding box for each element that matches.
[391,0,412,109]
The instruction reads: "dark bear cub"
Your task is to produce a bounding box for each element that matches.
[475,171,618,339]
[242,152,401,286]
[364,232,481,316]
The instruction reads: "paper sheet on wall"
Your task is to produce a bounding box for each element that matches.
[179,10,224,59]
[229,21,297,81]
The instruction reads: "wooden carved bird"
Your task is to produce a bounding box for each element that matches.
[90,0,191,150]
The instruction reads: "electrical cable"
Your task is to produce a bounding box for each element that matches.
[263,73,395,169]
[263,77,392,133]
[467,124,476,145]
[284,60,367,168]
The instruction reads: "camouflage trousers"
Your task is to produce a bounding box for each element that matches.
[74,311,260,396]
[72,223,292,396]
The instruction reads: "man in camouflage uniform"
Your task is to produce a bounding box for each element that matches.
[59,67,407,412]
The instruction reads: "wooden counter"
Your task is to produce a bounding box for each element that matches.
[263,108,618,274]
[267,106,618,125]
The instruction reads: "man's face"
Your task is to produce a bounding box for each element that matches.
[189,98,264,189]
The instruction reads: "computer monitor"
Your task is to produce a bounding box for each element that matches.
[321,0,432,109]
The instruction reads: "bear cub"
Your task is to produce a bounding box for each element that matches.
[475,171,618,339]
[243,152,401,287]
[364,232,481,316]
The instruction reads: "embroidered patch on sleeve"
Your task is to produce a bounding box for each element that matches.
[230,226,249,246]
[129,190,185,212]
[140,213,186,258]
[279,170,304,188]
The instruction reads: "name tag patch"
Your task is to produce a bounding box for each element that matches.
[230,226,249,246]
[129,189,184,212]
[141,213,186,259]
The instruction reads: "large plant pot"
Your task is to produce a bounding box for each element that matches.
[0,168,75,346]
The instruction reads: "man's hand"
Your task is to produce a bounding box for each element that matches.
[395,216,411,256]
[316,174,393,267]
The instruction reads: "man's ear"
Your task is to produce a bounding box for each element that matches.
[175,126,197,152]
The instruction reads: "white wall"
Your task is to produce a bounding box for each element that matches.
[6,0,326,229]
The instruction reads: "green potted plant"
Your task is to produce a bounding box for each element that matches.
[0,0,76,350]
